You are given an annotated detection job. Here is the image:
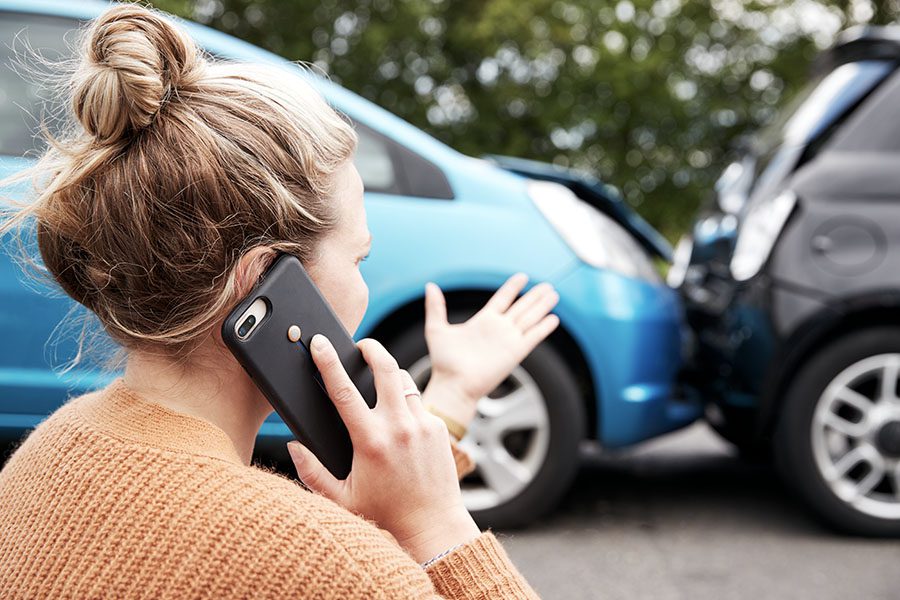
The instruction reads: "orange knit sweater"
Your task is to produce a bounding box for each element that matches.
[0,380,539,599]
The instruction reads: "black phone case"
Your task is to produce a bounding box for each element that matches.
[221,254,376,480]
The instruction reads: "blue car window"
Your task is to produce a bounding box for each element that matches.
[0,10,455,200]
[0,12,78,157]
[354,124,399,193]
[350,119,455,199]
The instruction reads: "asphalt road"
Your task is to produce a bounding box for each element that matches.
[497,423,900,600]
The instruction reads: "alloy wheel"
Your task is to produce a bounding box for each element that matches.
[407,356,551,512]
[811,353,900,519]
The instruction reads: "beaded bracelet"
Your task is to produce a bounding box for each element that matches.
[421,542,465,569]
[424,403,467,441]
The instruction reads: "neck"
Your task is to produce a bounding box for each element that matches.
[123,341,272,466]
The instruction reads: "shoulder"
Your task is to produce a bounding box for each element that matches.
[206,466,434,597]
[222,466,395,557]
[35,388,101,430]
[0,390,100,469]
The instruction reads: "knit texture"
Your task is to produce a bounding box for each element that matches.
[0,379,538,599]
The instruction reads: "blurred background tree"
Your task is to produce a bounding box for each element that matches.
[151,0,900,240]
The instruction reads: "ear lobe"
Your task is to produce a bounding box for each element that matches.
[232,246,277,299]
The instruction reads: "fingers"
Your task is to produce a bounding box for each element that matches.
[523,314,560,350]
[424,282,448,333]
[483,273,529,313]
[399,369,417,393]
[514,284,560,330]
[309,334,369,435]
[506,282,558,328]
[356,338,406,413]
[399,369,425,416]
[287,440,340,499]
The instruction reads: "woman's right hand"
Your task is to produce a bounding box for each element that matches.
[286,334,480,564]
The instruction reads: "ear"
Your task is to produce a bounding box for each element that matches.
[232,246,278,300]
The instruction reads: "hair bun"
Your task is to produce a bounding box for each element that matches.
[72,4,201,144]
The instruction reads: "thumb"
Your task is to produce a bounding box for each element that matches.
[424,282,448,333]
[287,441,341,500]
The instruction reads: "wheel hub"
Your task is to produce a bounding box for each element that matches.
[811,353,900,520]
[406,356,550,513]
[875,421,900,458]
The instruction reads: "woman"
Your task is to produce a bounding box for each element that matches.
[0,5,562,598]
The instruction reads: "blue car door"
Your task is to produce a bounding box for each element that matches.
[0,12,115,431]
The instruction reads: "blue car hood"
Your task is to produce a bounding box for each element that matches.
[485,154,673,262]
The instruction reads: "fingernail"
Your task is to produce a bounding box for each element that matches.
[310,334,328,351]
[286,441,301,460]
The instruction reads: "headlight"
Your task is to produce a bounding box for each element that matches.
[730,190,797,282]
[528,180,660,283]
[667,235,693,288]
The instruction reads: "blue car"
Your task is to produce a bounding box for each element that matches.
[0,0,700,527]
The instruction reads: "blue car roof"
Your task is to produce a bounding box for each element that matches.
[2,0,466,167]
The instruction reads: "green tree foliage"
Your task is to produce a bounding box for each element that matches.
[152,0,900,239]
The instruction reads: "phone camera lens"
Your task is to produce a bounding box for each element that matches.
[238,314,256,338]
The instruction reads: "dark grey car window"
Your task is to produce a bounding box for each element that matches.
[749,59,893,197]
[0,13,78,156]
[756,60,892,154]
[830,65,900,153]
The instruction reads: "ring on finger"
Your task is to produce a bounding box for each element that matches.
[402,387,421,398]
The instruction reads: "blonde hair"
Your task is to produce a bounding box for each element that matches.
[1,4,357,357]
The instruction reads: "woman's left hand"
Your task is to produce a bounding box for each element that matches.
[422,273,560,429]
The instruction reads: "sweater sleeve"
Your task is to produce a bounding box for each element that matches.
[426,531,540,599]
[279,487,539,599]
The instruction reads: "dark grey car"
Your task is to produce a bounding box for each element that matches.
[673,26,900,536]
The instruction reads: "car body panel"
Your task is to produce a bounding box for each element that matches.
[551,263,699,447]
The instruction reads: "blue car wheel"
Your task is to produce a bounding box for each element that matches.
[385,314,585,529]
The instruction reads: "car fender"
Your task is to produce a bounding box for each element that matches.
[757,288,900,438]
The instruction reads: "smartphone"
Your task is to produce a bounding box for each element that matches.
[221,253,376,480]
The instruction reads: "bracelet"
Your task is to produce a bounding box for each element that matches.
[421,542,465,569]
[425,403,467,441]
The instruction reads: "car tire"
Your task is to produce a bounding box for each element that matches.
[706,404,772,463]
[774,327,900,537]
[386,316,586,529]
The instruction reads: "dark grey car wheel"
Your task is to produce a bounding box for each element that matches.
[775,328,900,536]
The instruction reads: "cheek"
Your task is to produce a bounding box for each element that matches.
[311,263,369,335]
[342,274,369,336]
